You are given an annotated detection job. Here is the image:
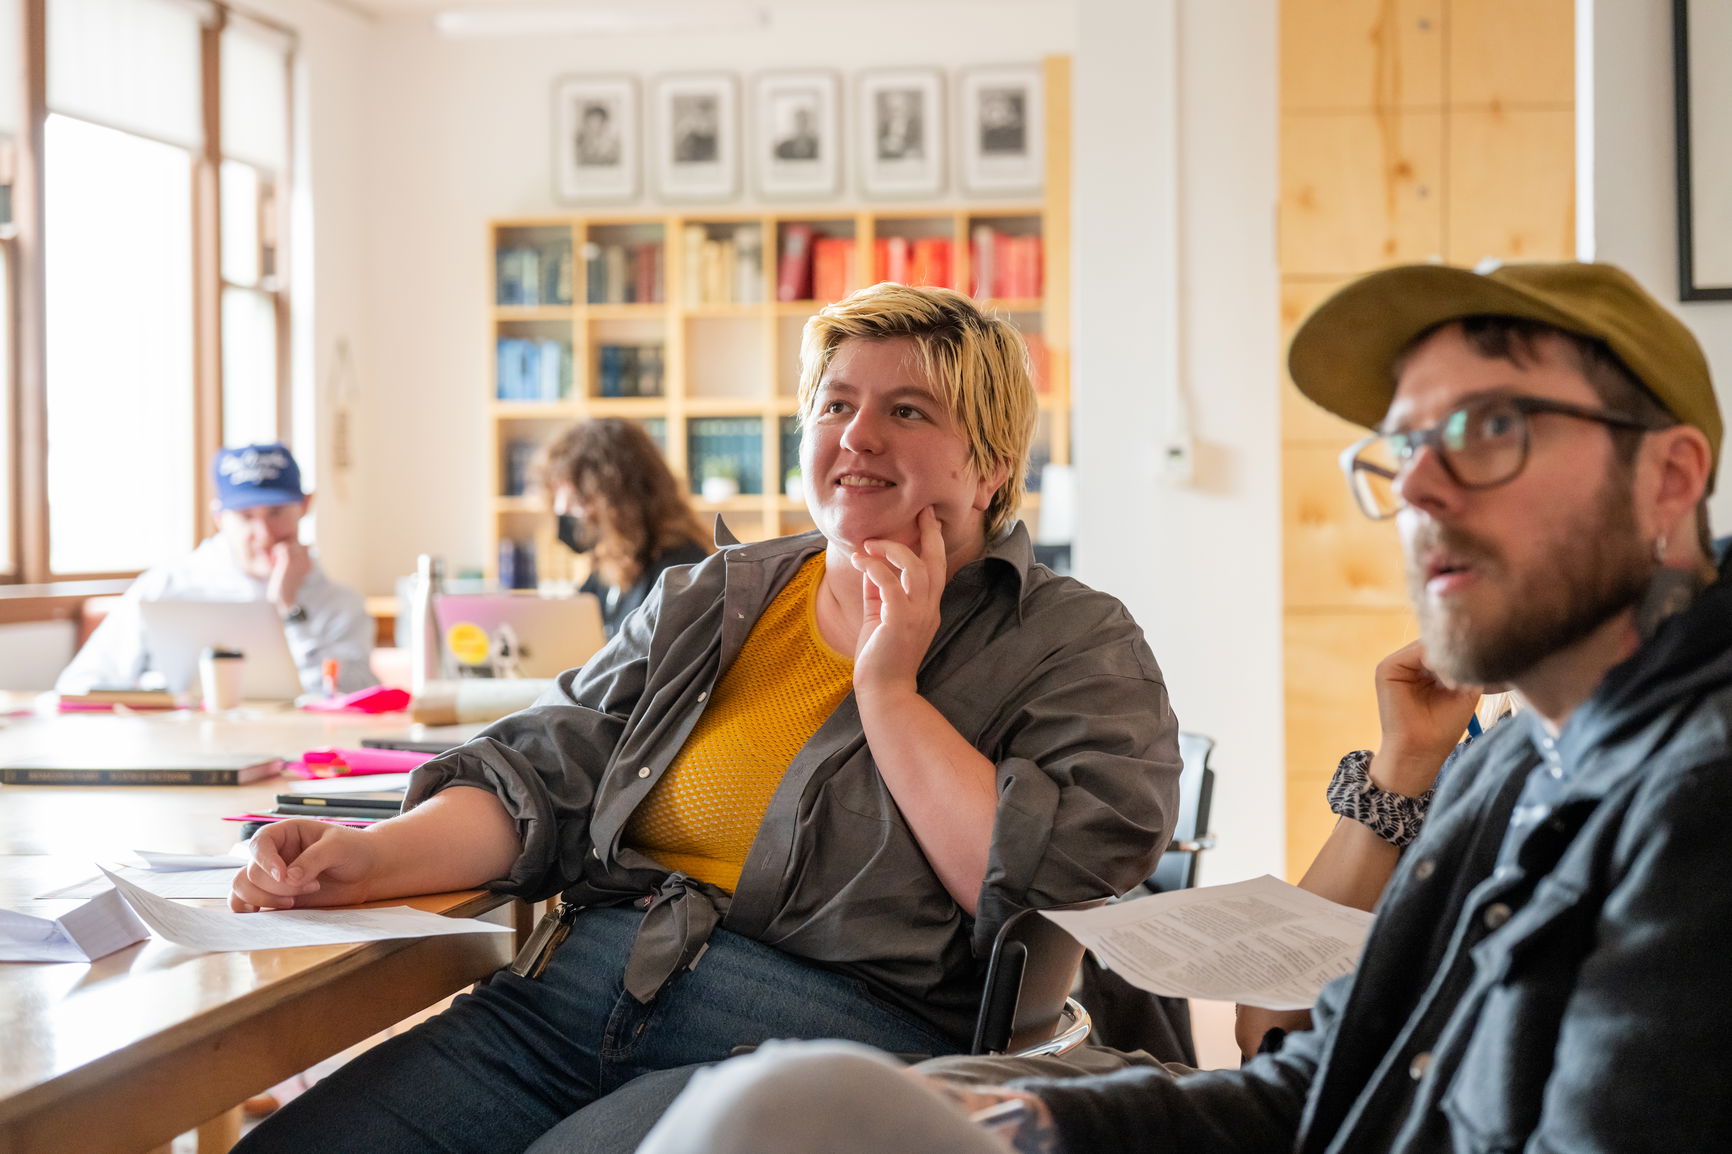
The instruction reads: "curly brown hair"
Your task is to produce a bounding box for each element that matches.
[535,419,711,590]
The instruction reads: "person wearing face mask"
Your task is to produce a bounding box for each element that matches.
[536,419,712,637]
[55,443,377,697]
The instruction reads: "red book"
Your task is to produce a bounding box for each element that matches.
[777,224,816,301]
[812,237,855,303]
[910,238,951,288]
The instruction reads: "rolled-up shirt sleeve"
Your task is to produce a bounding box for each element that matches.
[971,594,1182,953]
[402,587,661,900]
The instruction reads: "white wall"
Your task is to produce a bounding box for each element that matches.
[1588,0,1732,533]
[1072,0,1284,888]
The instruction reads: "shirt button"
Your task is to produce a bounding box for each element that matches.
[1483,902,1512,930]
[698,691,708,703]
[637,766,651,779]
[1412,859,1436,881]
[1409,1052,1433,1081]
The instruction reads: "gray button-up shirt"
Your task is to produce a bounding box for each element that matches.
[407,523,1181,1043]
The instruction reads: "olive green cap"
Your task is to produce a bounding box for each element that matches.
[1288,261,1721,482]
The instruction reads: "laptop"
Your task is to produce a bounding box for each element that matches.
[432,592,606,679]
[138,600,306,701]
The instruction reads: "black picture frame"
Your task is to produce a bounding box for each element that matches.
[1674,0,1732,300]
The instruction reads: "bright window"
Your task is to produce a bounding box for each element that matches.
[43,114,196,573]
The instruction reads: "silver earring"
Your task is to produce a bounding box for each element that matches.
[1654,535,1668,564]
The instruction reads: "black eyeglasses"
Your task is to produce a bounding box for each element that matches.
[1339,395,1666,520]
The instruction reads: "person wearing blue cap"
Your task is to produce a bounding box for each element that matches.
[55,443,377,698]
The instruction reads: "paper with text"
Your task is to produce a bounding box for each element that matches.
[0,887,150,962]
[1042,875,1376,1010]
[101,868,512,952]
[41,865,242,901]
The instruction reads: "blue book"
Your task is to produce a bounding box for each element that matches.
[599,346,622,398]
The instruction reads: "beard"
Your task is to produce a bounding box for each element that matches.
[1407,470,1654,687]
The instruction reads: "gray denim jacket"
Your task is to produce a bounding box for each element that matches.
[1032,558,1732,1152]
[407,524,1181,1043]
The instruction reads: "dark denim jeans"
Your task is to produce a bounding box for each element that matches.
[232,906,960,1154]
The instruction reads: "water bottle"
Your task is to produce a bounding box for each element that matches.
[411,553,446,696]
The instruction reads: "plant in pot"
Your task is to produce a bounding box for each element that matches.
[783,466,804,501]
[700,458,741,502]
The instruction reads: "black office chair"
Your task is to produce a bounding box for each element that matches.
[1147,730,1218,894]
[970,900,1102,1056]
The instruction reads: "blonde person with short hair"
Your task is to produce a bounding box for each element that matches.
[229,284,1183,1154]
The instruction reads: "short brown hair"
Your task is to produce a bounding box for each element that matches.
[797,283,1037,540]
[535,419,710,589]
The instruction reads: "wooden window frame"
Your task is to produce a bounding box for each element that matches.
[3,0,295,592]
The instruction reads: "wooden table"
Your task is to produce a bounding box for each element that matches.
[0,702,520,1154]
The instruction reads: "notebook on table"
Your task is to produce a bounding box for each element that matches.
[0,753,284,786]
[137,600,305,701]
[432,592,605,680]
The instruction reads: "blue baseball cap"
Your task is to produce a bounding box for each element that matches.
[213,443,305,510]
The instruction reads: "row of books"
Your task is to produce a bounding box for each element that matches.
[585,242,664,304]
[776,225,868,303]
[497,243,574,307]
[501,230,1040,309]
[683,224,766,304]
[970,227,1044,300]
[496,338,573,401]
[688,418,765,495]
[872,236,955,293]
[598,344,666,398]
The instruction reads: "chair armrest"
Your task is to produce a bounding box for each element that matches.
[1009,997,1092,1059]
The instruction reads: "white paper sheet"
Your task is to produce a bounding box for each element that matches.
[283,772,414,794]
[135,849,250,870]
[0,887,150,962]
[99,868,512,952]
[1042,875,1376,1011]
[41,865,242,901]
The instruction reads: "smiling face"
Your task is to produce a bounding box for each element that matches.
[1389,323,1654,687]
[801,336,1006,567]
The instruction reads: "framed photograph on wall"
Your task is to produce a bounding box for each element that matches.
[553,76,639,203]
[654,73,739,200]
[958,65,1044,195]
[754,71,840,198]
[858,68,944,197]
[1674,0,1732,299]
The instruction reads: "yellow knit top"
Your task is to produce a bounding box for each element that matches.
[624,553,853,892]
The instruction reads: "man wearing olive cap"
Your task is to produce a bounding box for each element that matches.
[630,261,1732,1154]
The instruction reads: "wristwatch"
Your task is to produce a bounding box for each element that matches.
[1326,749,1434,848]
[282,604,309,625]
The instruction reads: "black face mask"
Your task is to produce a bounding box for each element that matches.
[556,513,599,555]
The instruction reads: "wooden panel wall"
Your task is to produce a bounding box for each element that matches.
[1278,0,1574,879]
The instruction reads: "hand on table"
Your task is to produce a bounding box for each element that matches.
[230,818,378,911]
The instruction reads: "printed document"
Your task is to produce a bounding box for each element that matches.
[2,867,510,961]
[99,868,513,952]
[1042,875,1375,1010]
